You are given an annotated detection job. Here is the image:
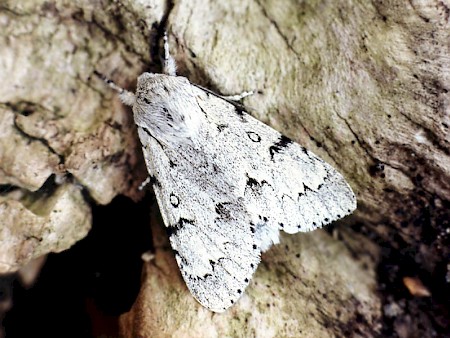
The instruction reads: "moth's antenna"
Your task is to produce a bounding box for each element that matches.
[93,70,136,106]
[162,32,177,76]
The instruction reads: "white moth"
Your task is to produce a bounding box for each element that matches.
[99,34,356,312]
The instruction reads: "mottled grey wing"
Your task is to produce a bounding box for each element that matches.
[134,76,355,312]
[136,126,260,312]
[191,86,357,236]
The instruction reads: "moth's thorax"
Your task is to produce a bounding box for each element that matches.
[132,72,202,145]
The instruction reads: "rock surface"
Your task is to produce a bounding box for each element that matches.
[1,0,448,336]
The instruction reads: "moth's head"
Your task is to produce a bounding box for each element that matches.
[135,72,189,98]
[133,72,202,143]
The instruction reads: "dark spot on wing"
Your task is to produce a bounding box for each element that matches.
[269,135,293,160]
[246,131,261,142]
[244,278,249,283]
[215,202,232,220]
[170,193,179,207]
[198,105,209,118]
[169,160,176,168]
[162,107,173,121]
[173,250,189,267]
[299,183,314,196]
[141,126,153,138]
[143,97,151,105]
[217,124,228,132]
[149,175,160,187]
[162,85,170,94]
[167,218,194,236]
[234,106,245,116]
[257,215,266,222]
[234,106,248,122]
[140,126,164,149]
[246,176,259,188]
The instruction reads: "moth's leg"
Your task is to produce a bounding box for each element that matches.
[162,32,177,76]
[138,176,152,191]
[221,91,254,101]
[193,82,255,103]
[93,71,136,106]
[141,251,155,263]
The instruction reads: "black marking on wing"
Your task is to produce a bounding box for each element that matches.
[141,127,153,138]
[246,175,270,191]
[149,175,160,187]
[198,104,209,119]
[170,193,180,207]
[162,107,174,122]
[246,131,261,142]
[215,202,233,220]
[167,218,194,236]
[162,84,170,94]
[233,106,248,122]
[217,124,228,132]
[234,106,245,116]
[212,163,220,173]
[195,258,226,279]
[298,183,315,196]
[169,160,177,168]
[258,215,268,222]
[140,126,165,147]
[269,135,293,160]
[246,176,259,188]
[172,249,189,267]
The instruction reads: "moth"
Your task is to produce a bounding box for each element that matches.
[98,34,356,312]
